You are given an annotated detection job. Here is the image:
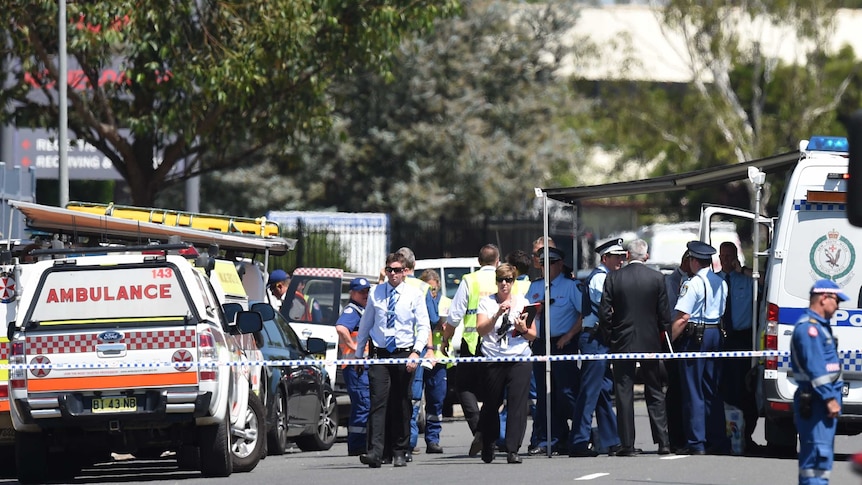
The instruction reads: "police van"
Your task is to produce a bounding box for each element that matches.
[701,136,862,453]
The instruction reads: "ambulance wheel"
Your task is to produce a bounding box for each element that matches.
[266,387,289,455]
[15,431,47,484]
[231,392,265,472]
[199,410,233,477]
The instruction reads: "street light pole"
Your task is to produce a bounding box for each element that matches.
[58,0,69,207]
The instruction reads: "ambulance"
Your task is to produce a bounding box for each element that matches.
[701,136,862,453]
[3,201,295,482]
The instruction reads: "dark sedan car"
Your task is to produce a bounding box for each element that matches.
[248,302,338,454]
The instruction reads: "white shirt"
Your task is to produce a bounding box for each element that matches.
[355,281,430,357]
[477,294,532,358]
[448,265,497,326]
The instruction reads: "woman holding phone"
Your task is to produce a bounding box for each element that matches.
[475,263,537,464]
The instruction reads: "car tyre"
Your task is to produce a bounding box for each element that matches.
[296,384,338,451]
[15,431,48,484]
[266,386,289,455]
[232,392,265,472]
[199,404,233,477]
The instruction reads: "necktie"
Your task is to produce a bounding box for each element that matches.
[385,287,399,352]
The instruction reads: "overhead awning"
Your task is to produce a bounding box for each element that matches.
[8,200,296,256]
[543,150,800,204]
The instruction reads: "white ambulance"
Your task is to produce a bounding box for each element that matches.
[7,246,264,483]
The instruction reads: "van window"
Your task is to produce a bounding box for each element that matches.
[443,267,472,299]
[786,209,861,305]
[283,276,338,324]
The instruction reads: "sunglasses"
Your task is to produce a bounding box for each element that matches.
[496,277,515,283]
[385,266,405,274]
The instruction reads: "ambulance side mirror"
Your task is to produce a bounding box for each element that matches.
[7,321,15,341]
[842,110,862,227]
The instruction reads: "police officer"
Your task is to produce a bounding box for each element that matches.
[671,241,730,455]
[718,241,761,454]
[792,279,845,485]
[443,244,500,456]
[266,269,290,312]
[527,246,581,455]
[335,277,372,456]
[568,238,624,457]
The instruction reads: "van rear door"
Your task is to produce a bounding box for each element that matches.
[18,261,199,399]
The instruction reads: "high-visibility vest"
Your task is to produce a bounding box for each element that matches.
[433,295,452,362]
[338,301,365,369]
[513,277,530,297]
[462,269,498,355]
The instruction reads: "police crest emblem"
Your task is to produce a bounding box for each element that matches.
[809,229,855,281]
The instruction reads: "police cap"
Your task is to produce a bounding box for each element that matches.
[686,241,716,260]
[595,238,627,256]
[810,279,850,302]
[349,277,371,292]
[268,269,289,285]
[536,246,565,262]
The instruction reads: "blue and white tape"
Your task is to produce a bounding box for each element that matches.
[0,349,806,370]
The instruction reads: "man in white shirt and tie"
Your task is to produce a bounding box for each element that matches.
[355,252,431,468]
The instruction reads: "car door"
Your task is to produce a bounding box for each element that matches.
[274,312,321,430]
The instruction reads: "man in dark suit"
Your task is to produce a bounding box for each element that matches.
[600,238,671,456]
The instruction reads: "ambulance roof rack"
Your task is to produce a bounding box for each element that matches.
[30,242,193,257]
[66,201,281,238]
[8,200,295,256]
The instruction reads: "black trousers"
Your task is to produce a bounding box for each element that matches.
[613,359,668,449]
[367,349,413,460]
[722,328,758,444]
[456,339,484,434]
[664,359,686,449]
[480,361,532,453]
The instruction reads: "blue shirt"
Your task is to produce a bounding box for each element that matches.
[405,275,440,325]
[582,265,609,328]
[355,281,430,357]
[335,299,364,332]
[675,267,727,323]
[527,272,582,338]
[791,309,843,403]
[723,271,754,331]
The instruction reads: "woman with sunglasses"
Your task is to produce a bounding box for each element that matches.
[475,263,537,464]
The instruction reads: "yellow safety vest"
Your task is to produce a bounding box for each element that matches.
[462,269,498,355]
[513,277,530,297]
[434,295,452,362]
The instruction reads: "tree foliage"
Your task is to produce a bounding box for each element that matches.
[200,0,597,220]
[0,0,458,205]
[585,0,862,218]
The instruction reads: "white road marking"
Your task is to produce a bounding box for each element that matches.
[661,455,689,460]
[574,473,610,480]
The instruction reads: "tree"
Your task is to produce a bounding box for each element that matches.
[199,0,598,220]
[584,1,862,218]
[0,0,458,206]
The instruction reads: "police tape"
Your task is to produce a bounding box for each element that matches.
[0,348,837,370]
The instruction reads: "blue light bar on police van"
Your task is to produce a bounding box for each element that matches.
[806,136,849,152]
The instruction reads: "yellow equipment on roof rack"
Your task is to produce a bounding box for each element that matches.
[65,201,281,238]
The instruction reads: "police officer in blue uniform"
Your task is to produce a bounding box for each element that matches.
[671,241,730,455]
[792,279,845,485]
[335,277,372,456]
[568,239,624,457]
[527,246,582,455]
